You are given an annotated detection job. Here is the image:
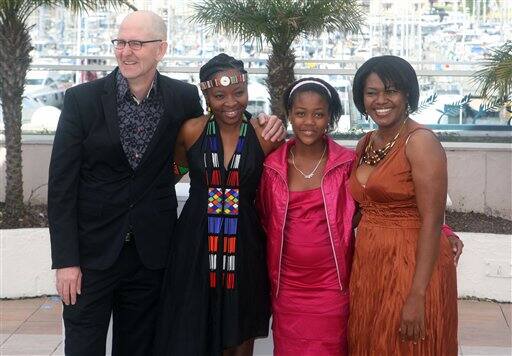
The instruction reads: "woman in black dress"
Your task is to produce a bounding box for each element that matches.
[154,53,280,355]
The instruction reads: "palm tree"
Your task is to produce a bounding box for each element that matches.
[0,0,135,227]
[192,0,363,122]
[473,41,512,124]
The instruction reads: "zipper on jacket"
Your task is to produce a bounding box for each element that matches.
[263,163,289,298]
[320,163,347,292]
[264,152,353,296]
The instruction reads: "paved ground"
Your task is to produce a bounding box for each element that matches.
[0,297,510,355]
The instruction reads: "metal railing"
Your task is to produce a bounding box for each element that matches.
[2,58,510,134]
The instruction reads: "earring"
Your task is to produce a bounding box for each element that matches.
[207,105,213,117]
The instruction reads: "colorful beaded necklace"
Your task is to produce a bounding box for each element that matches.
[205,115,248,290]
[361,117,408,166]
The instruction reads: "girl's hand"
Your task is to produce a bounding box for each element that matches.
[447,235,464,266]
[399,292,426,343]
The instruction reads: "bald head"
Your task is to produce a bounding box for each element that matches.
[115,10,168,86]
[119,11,167,41]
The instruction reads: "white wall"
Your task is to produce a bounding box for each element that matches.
[0,228,55,298]
[0,140,52,204]
[443,142,512,219]
[1,229,510,301]
[1,139,510,219]
[456,232,512,302]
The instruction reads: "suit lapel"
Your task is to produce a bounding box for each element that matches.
[137,72,176,169]
[101,69,131,169]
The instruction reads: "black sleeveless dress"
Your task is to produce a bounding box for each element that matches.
[154,119,270,355]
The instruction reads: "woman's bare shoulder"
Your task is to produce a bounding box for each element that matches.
[405,128,445,162]
[181,115,208,132]
[179,115,209,148]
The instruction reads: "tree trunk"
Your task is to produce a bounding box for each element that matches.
[0,18,32,227]
[266,44,296,125]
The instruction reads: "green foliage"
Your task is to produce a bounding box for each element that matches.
[416,92,438,113]
[192,0,363,48]
[473,41,512,104]
[0,1,135,24]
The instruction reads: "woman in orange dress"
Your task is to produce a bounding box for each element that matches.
[348,56,458,355]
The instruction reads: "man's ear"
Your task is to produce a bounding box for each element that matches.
[157,41,168,61]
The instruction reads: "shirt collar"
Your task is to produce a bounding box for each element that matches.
[116,70,158,104]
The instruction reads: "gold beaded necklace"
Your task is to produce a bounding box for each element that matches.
[361,118,408,166]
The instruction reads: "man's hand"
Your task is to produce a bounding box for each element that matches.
[257,113,286,142]
[56,266,82,305]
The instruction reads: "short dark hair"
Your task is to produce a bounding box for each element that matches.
[199,52,247,82]
[352,55,419,115]
[282,77,342,132]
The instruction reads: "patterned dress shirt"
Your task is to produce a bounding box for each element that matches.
[116,71,164,170]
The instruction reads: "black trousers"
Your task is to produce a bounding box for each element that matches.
[63,241,164,356]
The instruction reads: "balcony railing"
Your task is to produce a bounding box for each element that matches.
[1,57,510,134]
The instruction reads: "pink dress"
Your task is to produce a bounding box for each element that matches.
[272,188,349,356]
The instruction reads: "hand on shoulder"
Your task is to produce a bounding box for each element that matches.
[254,113,287,142]
[252,113,286,156]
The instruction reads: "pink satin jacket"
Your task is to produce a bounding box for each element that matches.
[257,137,357,297]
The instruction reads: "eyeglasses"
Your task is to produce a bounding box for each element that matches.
[111,39,163,50]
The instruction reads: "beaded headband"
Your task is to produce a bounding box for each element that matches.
[199,73,248,90]
[289,80,332,98]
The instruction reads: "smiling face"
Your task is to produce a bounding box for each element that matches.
[204,69,248,126]
[289,91,330,146]
[363,72,408,129]
[114,13,167,85]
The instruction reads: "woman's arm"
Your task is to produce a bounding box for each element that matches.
[351,208,361,230]
[348,150,362,230]
[173,132,188,184]
[173,116,208,183]
[250,117,285,156]
[400,129,448,343]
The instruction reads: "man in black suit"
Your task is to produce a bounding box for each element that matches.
[48,10,199,355]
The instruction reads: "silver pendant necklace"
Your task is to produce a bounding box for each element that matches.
[290,144,327,179]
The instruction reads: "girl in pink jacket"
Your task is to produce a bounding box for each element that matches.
[257,78,356,355]
[257,78,460,356]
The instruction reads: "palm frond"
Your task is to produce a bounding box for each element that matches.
[477,95,511,112]
[191,0,362,48]
[473,41,512,102]
[56,0,136,12]
[415,92,438,113]
[295,0,364,37]
[452,94,472,107]
[436,94,472,118]
[0,0,135,24]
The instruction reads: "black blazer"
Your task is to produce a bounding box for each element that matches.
[48,69,203,270]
